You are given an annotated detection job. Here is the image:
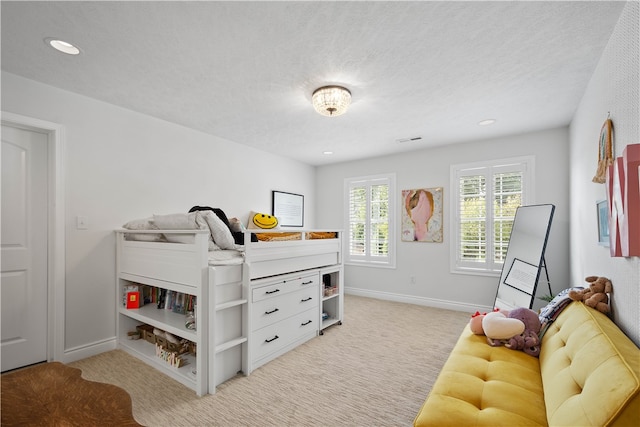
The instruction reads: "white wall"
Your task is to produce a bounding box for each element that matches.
[1,72,316,360]
[316,127,570,313]
[2,1,636,360]
[569,2,639,346]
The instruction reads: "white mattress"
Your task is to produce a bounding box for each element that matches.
[208,249,244,265]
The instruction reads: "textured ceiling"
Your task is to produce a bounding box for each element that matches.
[0,1,626,166]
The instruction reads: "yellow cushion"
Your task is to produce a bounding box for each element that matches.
[540,302,640,426]
[414,328,547,426]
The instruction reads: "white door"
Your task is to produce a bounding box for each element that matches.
[1,124,49,372]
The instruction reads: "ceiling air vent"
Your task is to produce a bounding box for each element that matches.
[396,136,423,143]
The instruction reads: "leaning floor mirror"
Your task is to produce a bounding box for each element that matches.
[494,204,555,310]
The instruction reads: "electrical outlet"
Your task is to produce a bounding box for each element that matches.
[410,276,416,284]
[76,216,88,230]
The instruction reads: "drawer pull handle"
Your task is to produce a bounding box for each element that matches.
[302,280,313,285]
[265,335,279,343]
[301,320,312,326]
[265,308,279,315]
[301,297,312,302]
[265,289,280,295]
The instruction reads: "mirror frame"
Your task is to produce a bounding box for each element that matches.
[494,204,555,310]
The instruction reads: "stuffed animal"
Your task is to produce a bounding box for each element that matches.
[469,309,505,335]
[504,307,542,357]
[482,311,525,345]
[469,311,488,335]
[568,276,612,314]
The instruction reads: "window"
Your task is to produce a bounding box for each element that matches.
[450,156,534,275]
[344,173,396,268]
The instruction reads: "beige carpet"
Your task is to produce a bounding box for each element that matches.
[69,295,469,427]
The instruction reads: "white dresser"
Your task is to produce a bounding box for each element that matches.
[249,270,320,371]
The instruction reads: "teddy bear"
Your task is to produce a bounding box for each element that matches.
[503,307,542,357]
[568,276,612,314]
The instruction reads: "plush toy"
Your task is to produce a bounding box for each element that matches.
[483,311,525,345]
[503,307,542,357]
[469,311,487,335]
[568,276,613,314]
[469,309,504,335]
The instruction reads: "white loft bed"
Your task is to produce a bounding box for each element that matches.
[115,228,342,395]
[242,230,342,280]
[117,229,342,282]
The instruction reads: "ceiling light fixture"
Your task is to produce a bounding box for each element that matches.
[312,86,351,117]
[478,119,496,126]
[45,38,81,55]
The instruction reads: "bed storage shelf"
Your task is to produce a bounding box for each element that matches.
[116,227,343,395]
[319,265,344,334]
[117,305,198,342]
[116,230,210,396]
[117,317,198,389]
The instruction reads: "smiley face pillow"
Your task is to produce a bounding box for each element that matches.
[247,211,279,230]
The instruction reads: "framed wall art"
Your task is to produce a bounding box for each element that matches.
[401,187,443,242]
[272,190,304,227]
[596,199,609,246]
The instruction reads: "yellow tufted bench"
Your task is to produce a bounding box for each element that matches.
[414,301,640,426]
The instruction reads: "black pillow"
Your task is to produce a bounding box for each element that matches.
[188,206,257,244]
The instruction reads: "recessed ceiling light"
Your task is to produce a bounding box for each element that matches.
[45,38,81,55]
[323,151,334,155]
[478,119,496,126]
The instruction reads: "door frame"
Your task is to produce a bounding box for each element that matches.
[1,111,66,364]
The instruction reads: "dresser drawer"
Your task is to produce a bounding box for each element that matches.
[251,287,318,330]
[251,308,318,362]
[251,273,318,302]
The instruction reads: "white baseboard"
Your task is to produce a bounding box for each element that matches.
[344,287,493,313]
[61,337,117,364]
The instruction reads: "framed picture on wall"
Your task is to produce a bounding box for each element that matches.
[272,191,304,227]
[596,199,609,246]
[401,187,443,242]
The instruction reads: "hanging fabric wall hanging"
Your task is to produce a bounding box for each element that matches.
[592,116,614,183]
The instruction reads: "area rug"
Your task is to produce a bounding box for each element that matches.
[1,361,142,426]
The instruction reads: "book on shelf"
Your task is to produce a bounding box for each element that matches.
[153,289,193,314]
[126,291,140,309]
[122,283,145,307]
[121,283,194,314]
[172,292,185,314]
[162,291,189,314]
[157,288,167,309]
[141,285,153,305]
[122,282,196,314]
